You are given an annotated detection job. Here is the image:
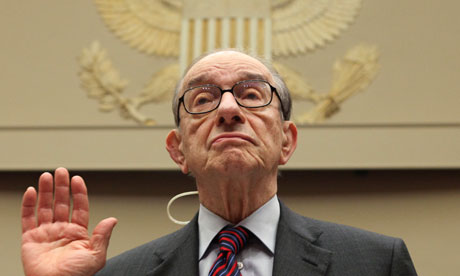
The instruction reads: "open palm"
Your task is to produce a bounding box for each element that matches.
[21,168,117,276]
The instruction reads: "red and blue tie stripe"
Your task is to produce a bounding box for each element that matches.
[208,226,249,276]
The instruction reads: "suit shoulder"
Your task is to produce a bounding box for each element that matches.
[279,203,407,263]
[306,215,398,247]
[281,203,399,247]
[96,220,197,276]
[301,216,417,275]
[279,205,417,275]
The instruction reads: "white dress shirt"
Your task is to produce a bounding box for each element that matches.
[198,195,280,276]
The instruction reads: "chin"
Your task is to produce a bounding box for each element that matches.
[216,155,259,174]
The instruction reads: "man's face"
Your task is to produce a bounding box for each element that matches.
[167,51,296,178]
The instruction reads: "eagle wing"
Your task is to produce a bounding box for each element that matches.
[272,0,362,56]
[94,0,181,56]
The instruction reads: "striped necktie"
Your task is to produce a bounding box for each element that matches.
[208,226,249,276]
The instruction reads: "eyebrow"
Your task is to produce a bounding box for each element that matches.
[185,72,267,89]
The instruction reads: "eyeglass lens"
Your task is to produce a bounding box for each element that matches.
[183,80,272,114]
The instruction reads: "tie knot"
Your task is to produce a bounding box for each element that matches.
[217,226,249,254]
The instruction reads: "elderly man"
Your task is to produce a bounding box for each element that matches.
[21,50,417,276]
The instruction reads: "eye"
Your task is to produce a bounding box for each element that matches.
[193,93,214,106]
[185,86,220,112]
[240,88,263,101]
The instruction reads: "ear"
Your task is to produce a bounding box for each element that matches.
[279,121,298,165]
[166,129,189,174]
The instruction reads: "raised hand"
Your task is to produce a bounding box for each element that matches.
[21,168,117,276]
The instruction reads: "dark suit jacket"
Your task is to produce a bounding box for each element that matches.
[96,201,417,276]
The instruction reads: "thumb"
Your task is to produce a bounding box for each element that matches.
[90,217,118,255]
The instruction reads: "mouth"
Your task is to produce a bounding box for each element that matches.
[211,133,255,146]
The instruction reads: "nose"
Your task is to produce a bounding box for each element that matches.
[215,91,245,125]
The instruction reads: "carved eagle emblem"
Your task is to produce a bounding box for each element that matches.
[79,0,379,125]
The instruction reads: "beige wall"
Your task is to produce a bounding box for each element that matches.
[1,1,460,275]
[2,170,460,275]
[1,0,460,169]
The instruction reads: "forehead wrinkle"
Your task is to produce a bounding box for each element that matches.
[186,71,269,89]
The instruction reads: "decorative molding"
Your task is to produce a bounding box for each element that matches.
[2,125,459,170]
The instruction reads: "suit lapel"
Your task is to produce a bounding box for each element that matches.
[147,215,200,276]
[273,201,332,276]
[143,201,332,276]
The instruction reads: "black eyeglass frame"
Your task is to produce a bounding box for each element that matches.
[176,79,285,124]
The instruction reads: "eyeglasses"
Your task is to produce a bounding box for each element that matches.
[177,79,282,123]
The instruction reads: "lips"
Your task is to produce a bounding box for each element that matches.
[211,133,255,146]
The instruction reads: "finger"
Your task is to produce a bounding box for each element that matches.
[21,187,37,233]
[53,167,70,222]
[90,218,117,256]
[37,172,54,225]
[70,175,90,228]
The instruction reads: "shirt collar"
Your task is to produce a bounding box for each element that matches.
[198,195,280,260]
